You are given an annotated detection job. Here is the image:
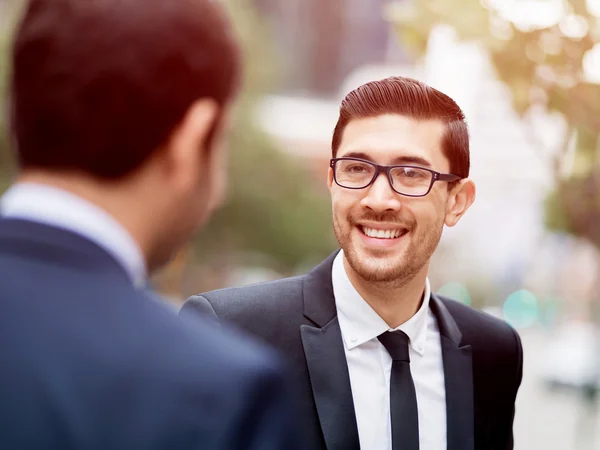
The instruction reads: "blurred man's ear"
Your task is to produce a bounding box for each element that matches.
[163,99,220,191]
[327,167,334,191]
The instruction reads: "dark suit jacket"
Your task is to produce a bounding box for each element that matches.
[182,251,524,450]
[0,218,299,450]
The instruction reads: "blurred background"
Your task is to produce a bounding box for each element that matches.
[2,0,600,448]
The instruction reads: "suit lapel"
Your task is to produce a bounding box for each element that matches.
[301,319,360,450]
[431,295,475,450]
[301,251,360,450]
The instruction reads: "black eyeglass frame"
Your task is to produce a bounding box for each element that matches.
[330,157,462,197]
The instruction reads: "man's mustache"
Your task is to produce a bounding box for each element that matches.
[349,212,413,227]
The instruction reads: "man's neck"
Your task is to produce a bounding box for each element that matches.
[343,257,428,329]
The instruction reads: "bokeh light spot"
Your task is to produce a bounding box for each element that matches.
[437,282,471,306]
[503,289,539,329]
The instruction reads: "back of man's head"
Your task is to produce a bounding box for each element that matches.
[8,0,242,271]
[10,0,240,179]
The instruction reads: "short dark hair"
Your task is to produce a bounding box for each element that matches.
[10,0,241,179]
[332,76,470,178]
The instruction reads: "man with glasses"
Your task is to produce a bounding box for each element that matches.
[182,76,523,450]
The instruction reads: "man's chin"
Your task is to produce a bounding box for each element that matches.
[352,264,404,284]
[344,248,406,283]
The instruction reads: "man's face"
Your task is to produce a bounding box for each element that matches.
[329,114,459,286]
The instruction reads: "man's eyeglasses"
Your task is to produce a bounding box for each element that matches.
[330,157,462,197]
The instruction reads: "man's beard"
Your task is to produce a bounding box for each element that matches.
[332,211,443,287]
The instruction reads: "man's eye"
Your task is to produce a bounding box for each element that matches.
[345,164,370,173]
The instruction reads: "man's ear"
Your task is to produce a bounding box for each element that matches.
[163,99,219,189]
[445,178,476,227]
[327,167,334,191]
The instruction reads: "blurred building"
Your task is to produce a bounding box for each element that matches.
[253,0,408,96]
[0,0,13,28]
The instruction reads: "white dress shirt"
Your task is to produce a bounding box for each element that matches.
[0,182,147,288]
[332,250,447,450]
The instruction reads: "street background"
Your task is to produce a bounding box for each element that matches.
[2,0,600,448]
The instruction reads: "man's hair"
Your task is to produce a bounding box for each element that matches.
[10,0,241,179]
[332,76,470,178]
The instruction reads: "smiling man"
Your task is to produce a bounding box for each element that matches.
[181,76,524,450]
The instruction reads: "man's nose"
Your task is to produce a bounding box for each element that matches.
[360,173,402,212]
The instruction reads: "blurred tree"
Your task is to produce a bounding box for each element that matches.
[386,0,600,250]
[191,0,336,269]
[0,0,18,190]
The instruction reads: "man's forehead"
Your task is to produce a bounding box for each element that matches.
[341,114,445,140]
[337,114,448,167]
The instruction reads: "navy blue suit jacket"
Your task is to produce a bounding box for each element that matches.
[0,218,298,449]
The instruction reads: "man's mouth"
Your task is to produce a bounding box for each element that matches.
[359,226,408,239]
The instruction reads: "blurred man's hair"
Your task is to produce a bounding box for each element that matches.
[10,0,241,179]
[332,76,470,178]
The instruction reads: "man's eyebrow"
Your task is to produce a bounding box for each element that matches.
[390,155,432,167]
[339,151,374,161]
[338,151,433,168]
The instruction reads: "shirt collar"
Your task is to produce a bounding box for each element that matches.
[332,250,431,356]
[0,182,147,288]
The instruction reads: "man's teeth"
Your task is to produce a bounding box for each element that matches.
[362,227,404,239]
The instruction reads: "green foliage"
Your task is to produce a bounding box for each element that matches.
[194,123,336,271]
[544,188,572,233]
[0,2,21,188]
[388,0,600,248]
[0,26,10,181]
[545,174,600,244]
[192,0,336,272]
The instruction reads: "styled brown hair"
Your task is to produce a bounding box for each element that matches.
[10,0,241,179]
[332,76,470,178]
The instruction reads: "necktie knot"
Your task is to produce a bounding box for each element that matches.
[378,330,411,362]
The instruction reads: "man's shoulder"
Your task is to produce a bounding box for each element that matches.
[184,274,306,317]
[141,290,286,381]
[437,295,521,354]
[0,285,291,447]
[161,306,299,448]
[206,274,305,301]
[182,252,339,324]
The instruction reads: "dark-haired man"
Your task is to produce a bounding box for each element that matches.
[182,76,523,450]
[0,0,298,448]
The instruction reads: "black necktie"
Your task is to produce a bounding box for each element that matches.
[378,330,419,450]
